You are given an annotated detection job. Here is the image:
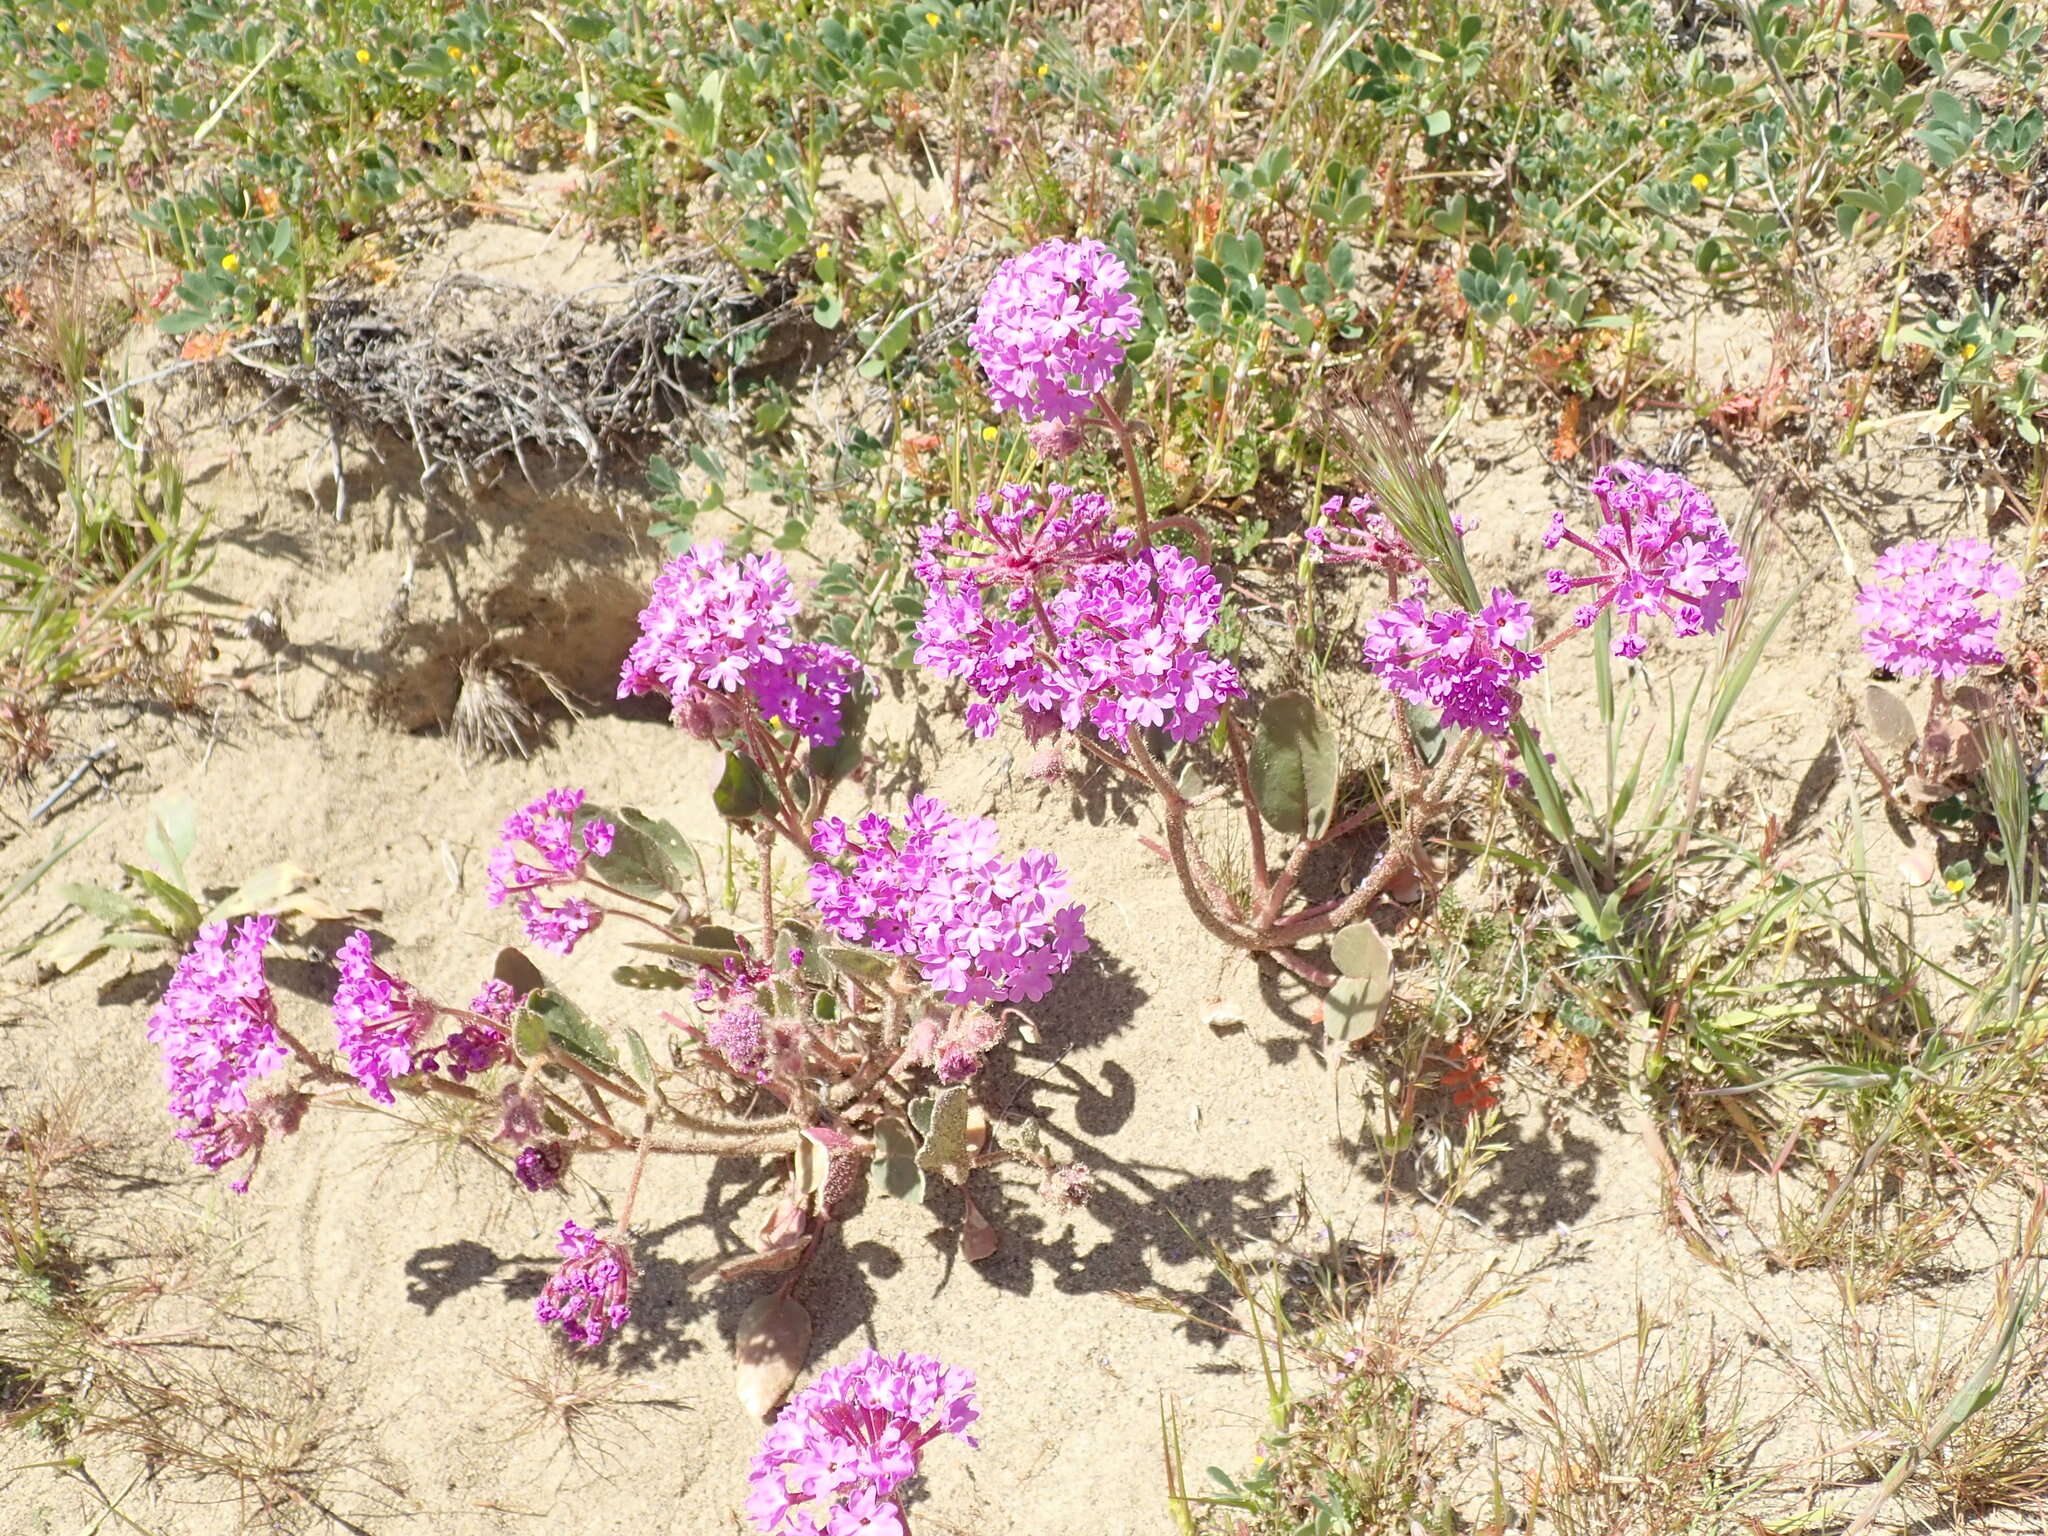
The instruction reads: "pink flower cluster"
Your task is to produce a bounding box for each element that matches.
[912,483,1132,592]
[535,1219,634,1349]
[514,1142,566,1192]
[1363,588,1544,737]
[910,1006,1006,1085]
[807,796,1088,1006]
[692,949,778,1083]
[1543,461,1747,659]
[1856,538,2019,680]
[485,788,613,956]
[1305,493,1422,577]
[618,541,862,747]
[146,916,291,1174]
[746,1349,979,1536]
[330,933,507,1102]
[914,491,1243,748]
[331,931,436,1104]
[970,237,1141,424]
[471,979,523,1024]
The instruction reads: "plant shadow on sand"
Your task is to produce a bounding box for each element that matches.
[395,936,1298,1366]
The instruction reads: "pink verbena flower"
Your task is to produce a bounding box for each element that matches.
[1543,461,1747,659]
[689,948,779,1083]
[912,483,1132,592]
[970,237,1141,424]
[1856,538,2020,680]
[746,1349,979,1536]
[618,541,861,747]
[1038,1161,1093,1212]
[1305,493,1423,576]
[515,895,602,957]
[807,797,1088,1008]
[417,1021,507,1081]
[330,931,438,1104]
[1363,587,1544,737]
[146,916,291,1171]
[486,788,613,956]
[470,978,523,1024]
[514,1142,567,1192]
[914,498,1243,748]
[535,1219,633,1348]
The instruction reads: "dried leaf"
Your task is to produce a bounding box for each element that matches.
[1201,999,1246,1034]
[688,1240,807,1288]
[493,947,549,999]
[1863,683,1918,750]
[1900,843,1937,888]
[1550,394,1583,462]
[734,1293,811,1417]
[959,1194,998,1262]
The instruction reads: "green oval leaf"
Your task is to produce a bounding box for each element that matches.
[579,803,699,900]
[869,1116,925,1201]
[1250,693,1339,838]
[807,677,873,784]
[713,749,773,820]
[512,1009,549,1060]
[516,987,617,1072]
[1324,972,1390,1043]
[821,945,894,987]
[613,964,690,990]
[622,1027,660,1092]
[1330,922,1391,984]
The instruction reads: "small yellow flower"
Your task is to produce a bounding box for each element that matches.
[356,47,371,64]
[1691,172,1710,192]
[471,64,481,78]
[1945,877,1967,893]
[1962,343,1979,360]
[765,152,775,167]
[56,19,71,34]
[980,424,999,442]
[926,10,941,25]
[447,44,463,61]
[816,242,830,260]
[1209,15,1223,30]
[220,252,241,273]
[1036,62,1048,77]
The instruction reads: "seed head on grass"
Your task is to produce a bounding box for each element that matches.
[494,1344,663,1469]
[452,655,539,759]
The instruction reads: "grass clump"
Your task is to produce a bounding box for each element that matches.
[0,1084,394,1530]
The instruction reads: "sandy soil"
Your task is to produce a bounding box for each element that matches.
[0,203,2032,1536]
